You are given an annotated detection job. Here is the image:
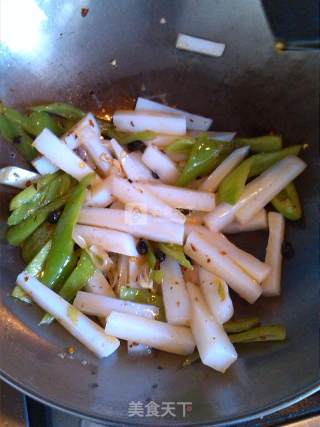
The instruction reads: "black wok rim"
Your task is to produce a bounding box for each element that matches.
[1,370,319,426]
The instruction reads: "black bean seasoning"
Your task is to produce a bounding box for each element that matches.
[47,209,62,224]
[136,239,148,255]
[151,171,160,179]
[127,141,146,152]
[154,249,166,263]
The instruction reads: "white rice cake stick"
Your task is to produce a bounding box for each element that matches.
[136,97,212,131]
[17,271,120,358]
[198,268,234,324]
[176,33,225,57]
[78,208,184,245]
[105,312,195,355]
[262,212,285,296]
[186,282,237,372]
[184,232,262,304]
[73,224,139,256]
[161,258,191,326]
[113,110,186,135]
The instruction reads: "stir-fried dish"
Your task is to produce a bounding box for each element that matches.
[0,98,306,372]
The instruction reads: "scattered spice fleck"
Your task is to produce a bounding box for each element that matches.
[67,346,76,355]
[130,120,134,127]
[176,301,180,307]
[275,41,286,52]
[90,382,99,389]
[57,352,66,359]
[128,178,133,183]
[220,251,226,256]
[89,119,94,127]
[127,140,146,152]
[207,258,211,263]
[100,153,111,162]
[110,59,118,68]
[81,7,89,17]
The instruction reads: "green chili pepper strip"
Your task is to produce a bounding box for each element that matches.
[182,350,200,367]
[101,124,156,144]
[12,240,52,303]
[182,324,285,366]
[271,182,302,220]
[248,145,302,178]
[156,243,193,270]
[36,171,62,190]
[2,105,37,136]
[146,242,157,270]
[59,251,95,300]
[6,194,69,246]
[21,222,55,263]
[10,185,37,211]
[145,242,164,285]
[0,114,16,142]
[217,145,303,205]
[53,250,79,292]
[235,135,282,153]
[229,325,286,343]
[223,317,261,334]
[177,136,233,186]
[40,250,95,325]
[29,102,85,120]
[41,173,95,289]
[120,286,165,321]
[165,138,194,153]
[0,114,37,161]
[27,111,64,136]
[8,174,73,226]
[218,158,252,204]
[150,269,164,285]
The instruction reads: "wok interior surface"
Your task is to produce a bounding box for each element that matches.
[0,0,319,425]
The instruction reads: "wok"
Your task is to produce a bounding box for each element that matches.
[0,0,319,425]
